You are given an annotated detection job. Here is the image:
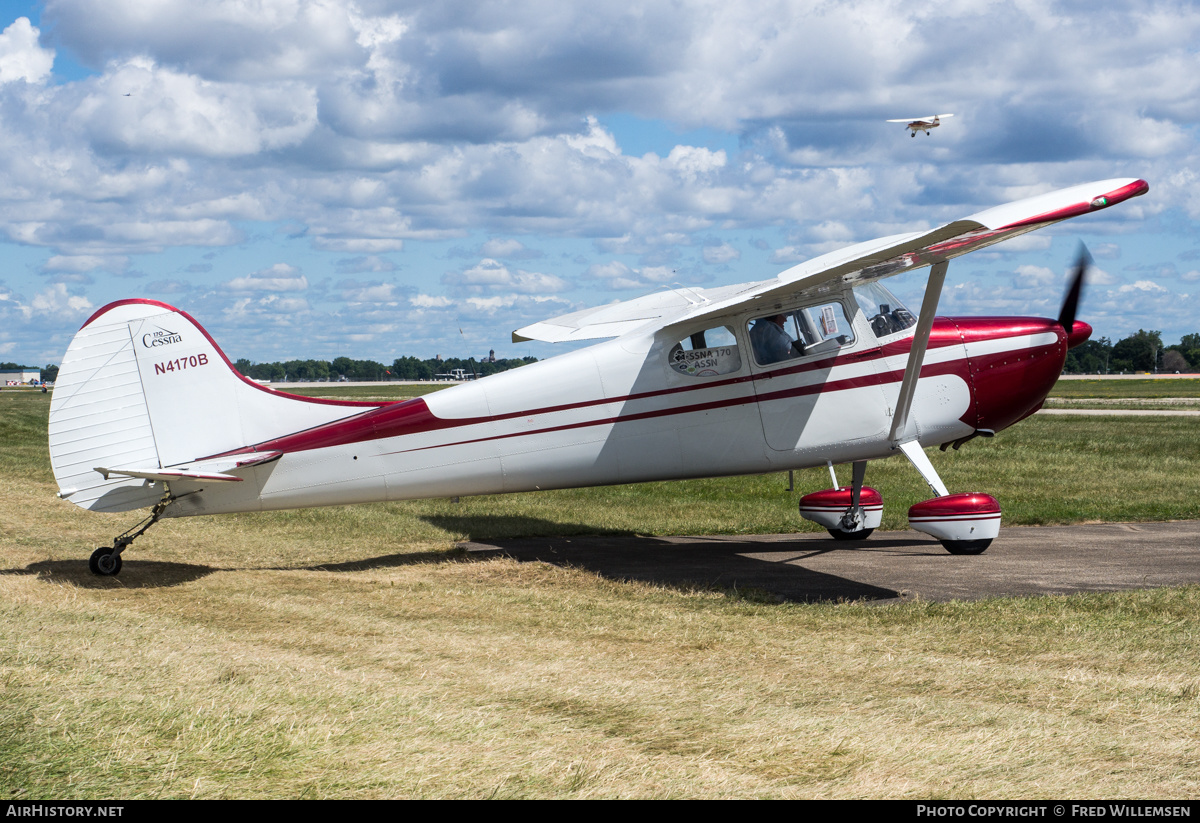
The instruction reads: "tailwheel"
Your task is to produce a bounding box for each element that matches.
[89,547,123,576]
[86,487,179,576]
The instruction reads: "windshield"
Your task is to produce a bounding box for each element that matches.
[853,282,917,339]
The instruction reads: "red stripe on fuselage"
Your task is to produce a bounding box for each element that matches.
[206,318,1062,461]
[377,358,976,457]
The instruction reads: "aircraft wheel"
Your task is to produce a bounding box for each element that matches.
[828,527,874,541]
[89,547,122,576]
[942,539,991,555]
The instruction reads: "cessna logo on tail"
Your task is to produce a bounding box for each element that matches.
[142,327,182,348]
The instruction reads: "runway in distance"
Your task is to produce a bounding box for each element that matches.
[48,178,1149,575]
[888,113,954,136]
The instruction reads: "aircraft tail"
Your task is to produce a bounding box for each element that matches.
[49,299,380,513]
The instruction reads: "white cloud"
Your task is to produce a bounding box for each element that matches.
[702,243,740,264]
[77,59,318,158]
[480,238,541,259]
[410,294,453,308]
[225,263,308,292]
[42,254,128,273]
[1014,264,1056,288]
[335,255,396,274]
[221,293,311,320]
[44,0,364,82]
[0,18,53,84]
[665,145,726,180]
[29,283,92,319]
[585,260,676,291]
[443,258,570,294]
[1087,265,1119,286]
[1118,280,1169,294]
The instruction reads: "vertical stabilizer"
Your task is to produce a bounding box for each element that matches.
[49,299,381,512]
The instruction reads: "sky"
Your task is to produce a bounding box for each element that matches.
[0,0,1197,368]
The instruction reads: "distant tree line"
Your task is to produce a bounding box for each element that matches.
[231,354,538,382]
[1064,331,1200,374]
[26,329,1200,384]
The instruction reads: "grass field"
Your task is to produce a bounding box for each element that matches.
[1049,378,1200,399]
[3,387,1199,798]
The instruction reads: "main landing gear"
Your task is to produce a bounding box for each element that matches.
[798,460,882,541]
[88,488,177,576]
[798,453,1001,554]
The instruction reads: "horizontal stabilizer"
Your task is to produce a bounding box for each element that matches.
[93,450,283,485]
[95,467,244,483]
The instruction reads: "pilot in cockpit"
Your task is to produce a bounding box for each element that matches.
[751,314,800,364]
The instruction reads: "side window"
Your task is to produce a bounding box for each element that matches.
[667,325,742,377]
[749,301,855,366]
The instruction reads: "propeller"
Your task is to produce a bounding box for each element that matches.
[1057,243,1093,348]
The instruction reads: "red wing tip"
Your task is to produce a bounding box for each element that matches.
[997,178,1150,232]
[1101,178,1149,205]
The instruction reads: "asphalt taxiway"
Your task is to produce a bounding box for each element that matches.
[462,520,1200,604]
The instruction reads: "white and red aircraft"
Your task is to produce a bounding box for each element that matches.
[49,178,1148,576]
[889,113,954,136]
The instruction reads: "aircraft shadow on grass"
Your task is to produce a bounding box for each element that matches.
[8,513,941,601]
[10,558,219,589]
[434,514,952,603]
[8,548,472,589]
[8,515,616,588]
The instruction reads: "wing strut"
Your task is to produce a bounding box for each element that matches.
[888,260,948,445]
[887,260,951,497]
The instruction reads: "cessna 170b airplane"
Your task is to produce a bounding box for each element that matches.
[49,177,1148,575]
[889,113,954,136]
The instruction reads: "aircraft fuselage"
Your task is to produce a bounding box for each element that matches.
[167,313,1075,518]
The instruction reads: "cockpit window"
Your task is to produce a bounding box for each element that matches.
[749,300,855,366]
[853,282,917,339]
[667,325,742,377]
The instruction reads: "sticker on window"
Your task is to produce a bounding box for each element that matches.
[820,305,838,337]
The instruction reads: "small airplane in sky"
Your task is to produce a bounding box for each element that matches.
[49,178,1148,575]
[889,113,954,136]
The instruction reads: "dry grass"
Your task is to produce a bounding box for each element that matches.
[4,390,1200,798]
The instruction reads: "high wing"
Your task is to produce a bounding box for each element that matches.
[887,113,954,123]
[513,178,1148,344]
